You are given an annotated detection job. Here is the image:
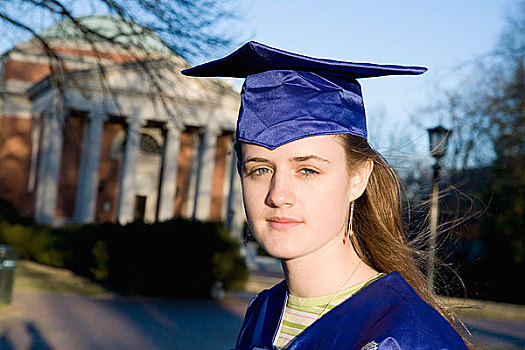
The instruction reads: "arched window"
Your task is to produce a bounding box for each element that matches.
[140,132,162,154]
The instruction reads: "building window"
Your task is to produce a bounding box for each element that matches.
[140,133,161,154]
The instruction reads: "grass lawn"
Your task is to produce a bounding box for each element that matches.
[441,296,525,322]
[12,259,112,297]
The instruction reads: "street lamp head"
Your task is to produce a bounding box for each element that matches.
[427,125,451,160]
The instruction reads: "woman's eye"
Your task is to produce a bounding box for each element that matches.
[251,168,271,176]
[300,168,318,176]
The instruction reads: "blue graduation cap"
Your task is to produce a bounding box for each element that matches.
[182,41,427,149]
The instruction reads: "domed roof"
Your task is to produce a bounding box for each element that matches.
[39,15,173,55]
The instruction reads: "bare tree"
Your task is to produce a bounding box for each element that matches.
[0,0,241,62]
[414,0,524,171]
[0,0,243,122]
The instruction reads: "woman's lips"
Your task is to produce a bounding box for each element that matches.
[267,217,303,231]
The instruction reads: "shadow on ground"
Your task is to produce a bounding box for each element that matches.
[0,290,246,350]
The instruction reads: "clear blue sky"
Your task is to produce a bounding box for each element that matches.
[236,0,516,151]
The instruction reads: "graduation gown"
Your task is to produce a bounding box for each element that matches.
[233,271,468,350]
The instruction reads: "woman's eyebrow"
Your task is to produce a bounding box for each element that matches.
[244,155,330,164]
[291,155,330,163]
[244,157,271,164]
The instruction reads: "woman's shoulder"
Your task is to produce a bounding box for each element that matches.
[358,271,451,325]
[365,271,447,321]
[354,271,468,349]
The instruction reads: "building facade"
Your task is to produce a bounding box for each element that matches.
[0,16,245,239]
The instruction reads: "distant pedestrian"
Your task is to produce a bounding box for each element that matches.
[183,41,469,349]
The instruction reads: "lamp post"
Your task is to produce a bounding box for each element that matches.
[427,125,451,293]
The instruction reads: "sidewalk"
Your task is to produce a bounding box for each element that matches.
[1,257,525,349]
[1,289,248,350]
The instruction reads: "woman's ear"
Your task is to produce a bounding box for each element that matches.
[349,159,374,201]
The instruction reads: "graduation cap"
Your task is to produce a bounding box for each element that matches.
[182,41,427,149]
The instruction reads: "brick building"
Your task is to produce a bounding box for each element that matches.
[0,16,245,239]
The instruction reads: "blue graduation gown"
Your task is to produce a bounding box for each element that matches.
[233,271,468,350]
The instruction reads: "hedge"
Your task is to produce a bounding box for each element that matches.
[0,203,248,298]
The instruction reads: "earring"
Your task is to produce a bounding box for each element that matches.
[348,201,355,239]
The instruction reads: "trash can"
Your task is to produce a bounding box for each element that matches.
[0,245,18,305]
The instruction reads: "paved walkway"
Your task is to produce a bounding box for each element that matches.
[0,290,248,350]
[2,288,525,349]
[462,317,525,349]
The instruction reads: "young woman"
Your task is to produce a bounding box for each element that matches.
[183,41,469,350]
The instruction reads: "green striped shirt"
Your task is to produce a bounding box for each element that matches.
[274,273,384,349]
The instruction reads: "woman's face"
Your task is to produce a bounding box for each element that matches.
[241,134,368,260]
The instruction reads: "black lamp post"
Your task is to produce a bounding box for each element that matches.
[427,125,451,293]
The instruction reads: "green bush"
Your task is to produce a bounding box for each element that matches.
[0,220,34,258]
[90,240,110,281]
[31,226,72,267]
[93,219,248,298]
[0,215,248,298]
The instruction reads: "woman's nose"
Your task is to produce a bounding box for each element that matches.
[266,170,296,207]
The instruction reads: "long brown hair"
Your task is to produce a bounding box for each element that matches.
[338,133,470,347]
[234,135,470,346]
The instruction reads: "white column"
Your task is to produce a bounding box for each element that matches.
[193,126,220,221]
[157,125,181,221]
[116,118,140,224]
[34,111,64,224]
[185,131,200,218]
[227,155,246,241]
[221,136,234,221]
[74,110,106,223]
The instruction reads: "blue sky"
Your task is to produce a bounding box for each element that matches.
[237,0,516,152]
[0,0,516,154]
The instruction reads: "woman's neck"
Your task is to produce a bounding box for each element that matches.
[281,239,377,298]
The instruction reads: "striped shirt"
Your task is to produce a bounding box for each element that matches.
[273,273,384,349]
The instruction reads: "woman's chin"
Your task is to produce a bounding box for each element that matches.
[259,242,304,260]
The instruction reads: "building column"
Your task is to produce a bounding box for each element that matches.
[157,125,181,221]
[221,136,234,221]
[34,111,64,224]
[185,131,200,219]
[226,153,245,241]
[116,118,141,224]
[74,110,107,223]
[27,113,41,193]
[193,125,220,221]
